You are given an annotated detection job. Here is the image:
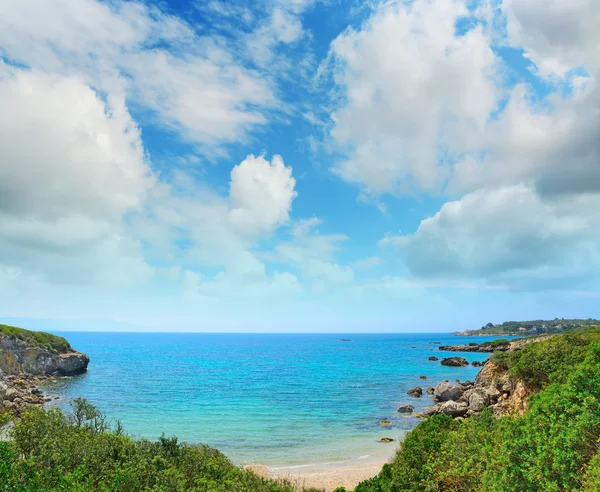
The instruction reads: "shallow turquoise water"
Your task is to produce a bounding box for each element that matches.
[43,332,505,466]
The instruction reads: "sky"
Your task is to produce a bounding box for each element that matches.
[0,0,599,333]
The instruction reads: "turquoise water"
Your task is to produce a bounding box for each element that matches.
[42,332,503,466]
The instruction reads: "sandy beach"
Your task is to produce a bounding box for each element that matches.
[245,452,394,491]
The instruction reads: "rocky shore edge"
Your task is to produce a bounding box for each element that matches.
[1,331,90,414]
[395,335,552,421]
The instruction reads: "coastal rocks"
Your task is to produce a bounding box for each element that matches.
[419,375,427,380]
[438,401,469,417]
[397,404,414,413]
[438,343,509,353]
[426,387,434,395]
[0,336,89,377]
[472,361,483,367]
[428,356,439,361]
[463,389,489,413]
[0,380,7,401]
[379,420,392,426]
[441,357,469,367]
[407,387,423,397]
[433,382,464,402]
[1,329,90,413]
[378,437,395,443]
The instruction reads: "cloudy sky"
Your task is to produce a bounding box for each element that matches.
[0,0,599,332]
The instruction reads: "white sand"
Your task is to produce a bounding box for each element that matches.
[245,452,394,491]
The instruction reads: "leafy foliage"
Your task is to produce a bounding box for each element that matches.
[0,324,71,353]
[355,327,600,491]
[1,399,322,492]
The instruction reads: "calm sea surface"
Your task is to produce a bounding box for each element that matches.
[42,332,507,466]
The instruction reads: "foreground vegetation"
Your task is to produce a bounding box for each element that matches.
[0,324,71,353]
[0,399,322,492]
[3,326,600,491]
[354,327,600,491]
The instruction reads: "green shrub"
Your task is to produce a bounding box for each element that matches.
[0,324,71,353]
[354,328,600,492]
[2,399,311,492]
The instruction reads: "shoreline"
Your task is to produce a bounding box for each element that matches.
[246,451,395,491]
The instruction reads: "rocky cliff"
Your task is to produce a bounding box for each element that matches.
[0,325,89,413]
[0,336,89,377]
[419,335,549,419]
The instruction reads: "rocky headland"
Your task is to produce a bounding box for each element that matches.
[413,336,550,419]
[0,324,89,414]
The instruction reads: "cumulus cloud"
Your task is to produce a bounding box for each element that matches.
[327,0,499,195]
[229,154,297,236]
[502,0,600,77]
[394,185,600,287]
[0,63,153,285]
[0,0,279,152]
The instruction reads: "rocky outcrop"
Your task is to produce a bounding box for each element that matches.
[1,330,89,414]
[1,336,89,377]
[434,381,465,402]
[438,343,509,353]
[407,387,423,397]
[421,359,534,419]
[428,356,439,361]
[397,404,414,413]
[440,357,468,367]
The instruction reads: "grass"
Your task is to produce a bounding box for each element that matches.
[0,324,71,353]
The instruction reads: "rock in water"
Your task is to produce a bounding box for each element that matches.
[428,356,439,361]
[378,437,395,443]
[426,386,435,395]
[407,387,423,397]
[397,404,414,413]
[440,357,468,367]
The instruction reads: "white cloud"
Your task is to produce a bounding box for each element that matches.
[229,154,297,236]
[0,0,280,152]
[327,0,499,195]
[502,0,600,77]
[396,185,600,287]
[0,64,153,285]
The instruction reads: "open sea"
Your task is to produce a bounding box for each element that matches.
[41,332,505,467]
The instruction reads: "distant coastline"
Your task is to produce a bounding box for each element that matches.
[451,318,600,337]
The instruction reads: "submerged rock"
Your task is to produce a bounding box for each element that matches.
[441,357,469,367]
[397,404,414,413]
[378,437,395,443]
[428,356,439,361]
[380,420,392,426]
[407,387,423,397]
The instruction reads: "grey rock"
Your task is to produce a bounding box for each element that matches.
[397,404,414,413]
[407,387,423,397]
[434,382,464,402]
[428,356,439,361]
[463,389,489,413]
[438,400,469,417]
[440,357,469,367]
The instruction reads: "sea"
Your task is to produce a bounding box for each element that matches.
[41,332,507,467]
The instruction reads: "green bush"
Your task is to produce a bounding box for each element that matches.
[354,328,600,492]
[0,324,71,353]
[2,399,320,492]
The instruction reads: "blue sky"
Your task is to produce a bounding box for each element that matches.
[0,0,599,332]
